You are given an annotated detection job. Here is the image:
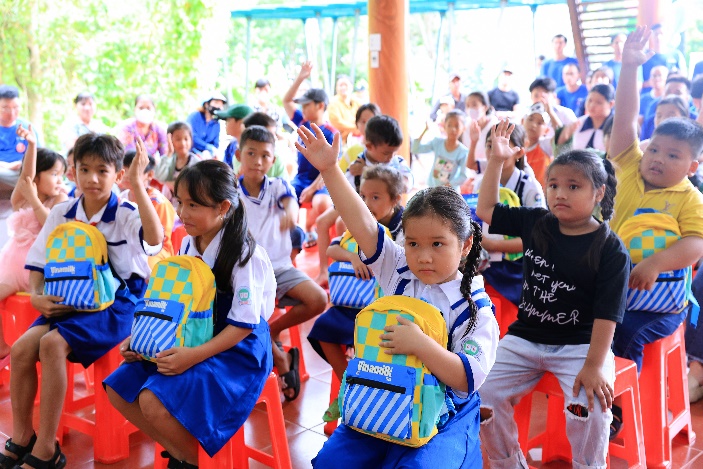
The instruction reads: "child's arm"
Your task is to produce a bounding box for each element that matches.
[476,120,524,225]
[610,26,652,160]
[630,237,703,291]
[381,316,471,392]
[28,270,75,318]
[541,97,563,130]
[295,125,379,259]
[11,124,38,210]
[279,196,298,232]
[410,123,433,154]
[465,121,480,171]
[283,61,313,120]
[131,137,165,247]
[327,245,373,280]
[573,319,616,412]
[154,325,252,375]
[481,237,523,254]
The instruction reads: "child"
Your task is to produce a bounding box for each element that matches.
[216,104,254,168]
[314,103,381,286]
[556,84,615,154]
[297,124,498,468]
[608,27,703,371]
[477,121,628,468]
[308,165,406,421]
[412,110,469,191]
[522,102,555,189]
[0,125,67,366]
[235,126,327,401]
[155,121,200,195]
[639,95,690,151]
[473,123,545,307]
[465,91,500,173]
[120,150,177,268]
[105,160,275,468]
[0,134,163,468]
[230,112,288,179]
[283,61,337,248]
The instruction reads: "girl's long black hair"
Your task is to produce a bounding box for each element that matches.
[403,186,484,335]
[174,160,255,291]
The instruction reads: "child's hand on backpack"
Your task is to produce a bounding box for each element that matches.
[622,26,653,67]
[30,293,75,318]
[379,316,426,355]
[350,256,372,280]
[628,256,661,291]
[573,363,614,412]
[490,119,523,162]
[295,124,341,174]
[155,346,199,375]
[130,135,150,189]
[15,123,36,146]
[119,337,142,363]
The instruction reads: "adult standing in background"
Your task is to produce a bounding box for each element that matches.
[251,78,287,132]
[186,92,226,159]
[540,34,579,88]
[58,92,108,153]
[603,33,626,88]
[488,68,520,116]
[115,95,168,157]
[327,75,361,142]
[0,85,39,191]
[429,73,467,121]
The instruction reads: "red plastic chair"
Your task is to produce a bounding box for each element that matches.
[485,284,517,338]
[153,373,292,469]
[639,323,696,468]
[0,294,40,386]
[171,225,188,253]
[513,357,645,469]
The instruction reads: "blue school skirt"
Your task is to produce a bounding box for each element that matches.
[103,317,273,457]
[482,259,523,307]
[311,391,482,468]
[307,306,359,361]
[31,277,146,368]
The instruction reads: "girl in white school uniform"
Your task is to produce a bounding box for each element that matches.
[105,160,275,469]
[296,124,499,468]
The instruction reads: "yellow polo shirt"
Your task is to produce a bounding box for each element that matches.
[611,141,703,238]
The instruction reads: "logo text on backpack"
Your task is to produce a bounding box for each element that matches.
[356,360,393,382]
[145,300,168,311]
[50,265,76,275]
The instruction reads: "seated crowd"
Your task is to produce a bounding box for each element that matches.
[0,25,703,469]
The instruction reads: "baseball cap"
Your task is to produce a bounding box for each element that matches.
[449,72,461,81]
[293,88,329,106]
[526,102,550,124]
[214,104,254,120]
[255,78,270,89]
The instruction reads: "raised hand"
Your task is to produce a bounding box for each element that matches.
[130,135,150,189]
[167,132,175,157]
[295,124,341,173]
[622,26,653,66]
[489,119,522,162]
[468,120,481,143]
[15,124,36,146]
[298,61,313,80]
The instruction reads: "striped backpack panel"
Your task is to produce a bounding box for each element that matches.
[44,221,116,312]
[498,187,523,261]
[339,295,448,447]
[617,210,691,313]
[328,229,388,309]
[130,256,216,360]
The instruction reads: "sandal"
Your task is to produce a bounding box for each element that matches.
[280,347,301,402]
[15,442,65,469]
[161,451,198,469]
[303,231,318,249]
[609,404,623,440]
[0,434,36,469]
[322,400,340,422]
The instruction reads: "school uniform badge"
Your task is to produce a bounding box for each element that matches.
[462,338,482,358]
[238,287,252,305]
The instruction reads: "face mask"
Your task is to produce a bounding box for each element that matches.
[206,104,222,116]
[135,108,155,125]
[468,108,480,120]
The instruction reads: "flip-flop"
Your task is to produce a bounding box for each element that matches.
[322,400,340,422]
[303,231,318,249]
[609,404,623,440]
[280,347,300,402]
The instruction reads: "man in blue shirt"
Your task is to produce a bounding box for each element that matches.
[0,85,38,191]
[540,34,579,88]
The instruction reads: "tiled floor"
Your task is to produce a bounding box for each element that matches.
[2,248,703,468]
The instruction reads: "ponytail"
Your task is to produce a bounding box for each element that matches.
[459,220,484,337]
[213,199,256,292]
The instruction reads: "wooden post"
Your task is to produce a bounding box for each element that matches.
[368,0,409,158]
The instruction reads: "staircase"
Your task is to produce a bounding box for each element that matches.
[567,0,639,77]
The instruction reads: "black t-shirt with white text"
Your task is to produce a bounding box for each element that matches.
[489,205,629,345]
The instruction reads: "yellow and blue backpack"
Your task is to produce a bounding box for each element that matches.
[44,221,117,312]
[328,229,387,309]
[617,209,693,314]
[130,256,216,360]
[339,295,448,447]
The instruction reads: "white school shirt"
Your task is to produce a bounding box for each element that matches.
[237,176,296,271]
[25,193,161,281]
[344,152,415,193]
[473,168,545,262]
[179,230,275,326]
[360,224,499,399]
